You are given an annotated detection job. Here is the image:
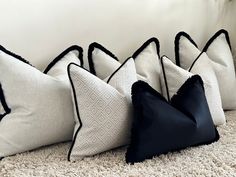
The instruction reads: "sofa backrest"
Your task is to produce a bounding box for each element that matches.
[0,0,235,70]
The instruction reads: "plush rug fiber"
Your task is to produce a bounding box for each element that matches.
[0,111,236,177]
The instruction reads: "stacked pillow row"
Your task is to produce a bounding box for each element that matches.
[0,29,235,163]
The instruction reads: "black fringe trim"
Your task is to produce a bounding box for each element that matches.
[0,45,33,66]
[175,29,231,68]
[171,75,204,101]
[44,45,83,74]
[88,42,119,76]
[88,37,160,76]
[174,32,198,67]
[202,29,232,52]
[132,37,160,59]
[126,76,219,164]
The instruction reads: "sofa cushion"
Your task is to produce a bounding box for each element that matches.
[0,45,83,157]
[67,58,137,161]
[126,76,219,163]
[88,38,162,92]
[175,29,236,110]
[160,56,225,125]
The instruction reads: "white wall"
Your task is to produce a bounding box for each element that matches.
[0,0,235,70]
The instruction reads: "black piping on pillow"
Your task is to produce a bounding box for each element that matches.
[175,29,232,67]
[0,45,33,66]
[160,54,204,102]
[202,29,232,52]
[0,83,11,121]
[0,45,33,120]
[88,37,160,76]
[132,37,160,59]
[0,44,83,121]
[67,62,84,161]
[106,57,131,84]
[44,45,83,74]
[174,32,198,67]
[67,58,132,161]
[88,42,119,75]
[188,52,204,72]
[126,76,219,164]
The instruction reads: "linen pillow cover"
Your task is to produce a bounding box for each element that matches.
[175,29,236,110]
[88,38,162,93]
[0,45,83,157]
[160,56,225,125]
[126,76,219,163]
[67,58,137,161]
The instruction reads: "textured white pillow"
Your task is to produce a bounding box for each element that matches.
[160,55,225,126]
[88,38,162,93]
[0,45,83,157]
[175,30,236,110]
[67,58,137,161]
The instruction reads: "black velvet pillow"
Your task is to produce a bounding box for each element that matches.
[126,75,219,163]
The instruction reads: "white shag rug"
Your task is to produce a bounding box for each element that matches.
[1,111,236,177]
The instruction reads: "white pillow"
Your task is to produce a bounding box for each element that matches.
[67,58,137,161]
[88,38,162,93]
[175,29,236,110]
[160,55,225,126]
[0,45,83,157]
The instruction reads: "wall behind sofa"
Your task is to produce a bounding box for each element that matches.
[219,0,236,62]
[0,0,235,70]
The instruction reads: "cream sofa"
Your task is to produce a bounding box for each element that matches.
[0,0,235,176]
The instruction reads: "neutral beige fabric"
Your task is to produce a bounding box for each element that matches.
[0,111,235,177]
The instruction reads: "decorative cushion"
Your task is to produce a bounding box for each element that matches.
[0,45,83,157]
[88,38,162,92]
[126,76,219,164]
[67,58,137,161]
[160,56,225,125]
[175,29,236,110]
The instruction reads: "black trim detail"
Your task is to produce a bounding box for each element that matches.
[0,83,11,121]
[88,37,160,76]
[88,42,119,75]
[160,56,171,101]
[67,57,133,161]
[187,30,232,74]
[188,52,204,72]
[126,76,219,163]
[44,45,83,74]
[171,75,204,101]
[202,29,232,52]
[160,54,205,102]
[67,62,84,161]
[170,75,204,123]
[131,81,168,104]
[0,45,33,66]
[175,32,198,67]
[175,29,232,68]
[106,57,132,84]
[132,37,160,59]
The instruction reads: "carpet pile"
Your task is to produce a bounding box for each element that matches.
[0,111,236,177]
